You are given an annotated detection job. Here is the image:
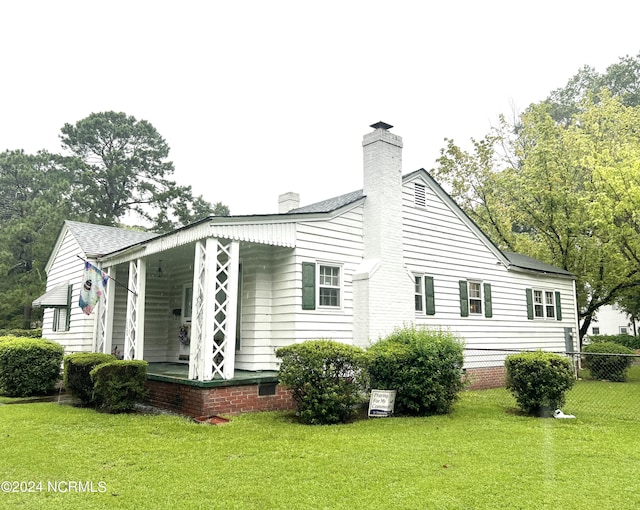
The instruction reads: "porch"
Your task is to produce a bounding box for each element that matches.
[95,234,296,382]
[145,362,294,417]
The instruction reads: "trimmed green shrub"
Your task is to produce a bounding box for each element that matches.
[90,360,148,413]
[589,334,640,351]
[0,337,64,397]
[276,340,367,425]
[582,342,635,382]
[367,326,465,416]
[64,352,116,404]
[505,351,575,417]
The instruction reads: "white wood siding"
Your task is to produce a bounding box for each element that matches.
[290,206,365,347]
[40,229,95,353]
[235,244,279,371]
[402,177,578,359]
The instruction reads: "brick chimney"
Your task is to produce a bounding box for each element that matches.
[278,192,300,213]
[353,122,414,346]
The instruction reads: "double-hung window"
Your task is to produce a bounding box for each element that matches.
[459,280,492,318]
[302,262,342,310]
[53,307,70,332]
[526,288,562,320]
[533,289,555,319]
[468,281,483,315]
[319,265,340,307]
[415,276,424,312]
[415,274,436,315]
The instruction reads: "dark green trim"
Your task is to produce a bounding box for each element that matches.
[65,284,72,330]
[483,282,492,318]
[459,280,469,317]
[425,276,436,315]
[147,372,279,388]
[302,262,316,310]
[555,291,562,321]
[525,288,534,320]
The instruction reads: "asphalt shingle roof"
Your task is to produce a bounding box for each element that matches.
[503,251,574,277]
[65,221,159,257]
[286,189,364,214]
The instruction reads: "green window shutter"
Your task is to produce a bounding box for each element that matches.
[525,288,534,320]
[425,276,435,315]
[65,284,73,331]
[483,282,492,318]
[555,291,562,321]
[301,262,316,310]
[459,280,469,317]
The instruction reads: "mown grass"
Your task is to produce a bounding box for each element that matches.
[1,377,639,509]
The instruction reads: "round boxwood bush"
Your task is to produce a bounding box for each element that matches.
[0,337,64,397]
[505,351,575,417]
[64,352,117,404]
[367,326,465,416]
[276,340,367,425]
[582,342,635,382]
[90,360,148,413]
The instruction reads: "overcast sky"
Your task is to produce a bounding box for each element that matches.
[2,1,639,217]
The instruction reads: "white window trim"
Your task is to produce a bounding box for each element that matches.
[317,262,343,310]
[52,307,69,332]
[533,288,556,320]
[468,280,483,315]
[414,274,425,314]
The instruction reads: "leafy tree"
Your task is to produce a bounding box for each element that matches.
[59,111,227,232]
[614,289,640,336]
[0,150,75,327]
[432,93,640,343]
[546,52,640,123]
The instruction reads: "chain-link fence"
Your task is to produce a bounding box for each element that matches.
[463,348,640,421]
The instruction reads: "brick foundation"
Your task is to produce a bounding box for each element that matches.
[464,366,507,390]
[145,379,295,417]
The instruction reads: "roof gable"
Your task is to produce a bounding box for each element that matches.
[65,221,158,257]
[403,169,574,279]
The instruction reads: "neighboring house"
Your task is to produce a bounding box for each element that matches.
[34,122,579,416]
[589,304,637,336]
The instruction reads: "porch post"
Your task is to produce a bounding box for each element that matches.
[95,266,115,354]
[189,240,210,380]
[188,238,239,381]
[218,240,239,380]
[123,258,146,360]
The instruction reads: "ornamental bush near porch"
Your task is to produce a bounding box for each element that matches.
[276,340,367,425]
[0,337,64,397]
[505,351,575,417]
[366,326,465,416]
[90,360,148,413]
[64,352,117,405]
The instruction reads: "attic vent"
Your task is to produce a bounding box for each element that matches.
[415,183,426,207]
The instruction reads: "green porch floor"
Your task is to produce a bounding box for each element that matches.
[147,362,279,388]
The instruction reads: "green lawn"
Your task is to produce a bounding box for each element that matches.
[1,380,639,509]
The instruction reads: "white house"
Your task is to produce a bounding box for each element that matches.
[34,122,579,415]
[588,304,637,336]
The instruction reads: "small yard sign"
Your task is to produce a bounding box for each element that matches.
[368,389,397,418]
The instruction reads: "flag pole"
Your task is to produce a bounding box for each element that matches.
[76,255,138,296]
